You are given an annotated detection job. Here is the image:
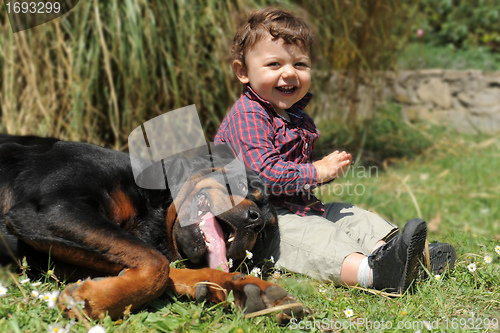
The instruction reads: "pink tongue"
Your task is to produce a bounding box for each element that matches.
[199,212,229,272]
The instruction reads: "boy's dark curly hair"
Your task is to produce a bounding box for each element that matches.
[232,8,314,66]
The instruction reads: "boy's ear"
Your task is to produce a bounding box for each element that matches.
[232,60,249,84]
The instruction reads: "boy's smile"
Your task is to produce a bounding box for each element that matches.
[233,35,311,116]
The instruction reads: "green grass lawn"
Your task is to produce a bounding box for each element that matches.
[1,130,499,332]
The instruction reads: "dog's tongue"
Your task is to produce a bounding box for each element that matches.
[200,212,229,272]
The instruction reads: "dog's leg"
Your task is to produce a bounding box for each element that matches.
[167,267,306,324]
[5,199,170,319]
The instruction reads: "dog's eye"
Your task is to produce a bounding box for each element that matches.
[237,181,247,194]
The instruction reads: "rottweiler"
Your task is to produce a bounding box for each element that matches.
[0,134,304,322]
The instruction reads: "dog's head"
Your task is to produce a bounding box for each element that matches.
[161,145,277,271]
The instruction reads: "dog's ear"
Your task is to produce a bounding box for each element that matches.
[162,156,191,191]
[162,146,213,196]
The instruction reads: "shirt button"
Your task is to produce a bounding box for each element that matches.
[304,184,311,190]
[305,143,308,149]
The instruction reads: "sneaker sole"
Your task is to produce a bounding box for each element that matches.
[399,219,427,294]
[420,243,457,279]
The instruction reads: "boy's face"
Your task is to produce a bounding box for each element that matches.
[233,35,311,113]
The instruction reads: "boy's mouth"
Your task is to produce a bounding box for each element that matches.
[275,86,298,95]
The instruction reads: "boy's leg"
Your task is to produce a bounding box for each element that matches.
[251,205,427,294]
[252,206,397,285]
[264,211,368,285]
[322,202,398,254]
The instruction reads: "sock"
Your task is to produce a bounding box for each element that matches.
[357,257,373,288]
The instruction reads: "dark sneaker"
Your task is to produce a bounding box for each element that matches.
[419,242,456,279]
[368,219,427,294]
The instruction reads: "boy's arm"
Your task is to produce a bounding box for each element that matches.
[216,109,318,195]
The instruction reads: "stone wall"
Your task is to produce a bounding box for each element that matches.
[318,70,500,134]
[393,70,500,133]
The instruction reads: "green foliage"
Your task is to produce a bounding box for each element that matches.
[0,0,261,146]
[398,42,500,70]
[315,102,439,164]
[413,0,500,51]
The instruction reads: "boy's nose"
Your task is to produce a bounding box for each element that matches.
[281,65,297,79]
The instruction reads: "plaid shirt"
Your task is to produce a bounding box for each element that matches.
[214,85,325,216]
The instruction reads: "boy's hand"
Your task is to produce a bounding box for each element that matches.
[312,150,352,184]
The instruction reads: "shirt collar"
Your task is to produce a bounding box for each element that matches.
[242,85,313,115]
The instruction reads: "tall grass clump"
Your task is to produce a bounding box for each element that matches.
[0,0,260,148]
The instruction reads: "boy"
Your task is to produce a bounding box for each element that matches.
[215,8,455,292]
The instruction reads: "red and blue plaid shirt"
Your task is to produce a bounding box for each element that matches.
[214,85,325,216]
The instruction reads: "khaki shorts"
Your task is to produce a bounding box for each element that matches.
[252,203,398,284]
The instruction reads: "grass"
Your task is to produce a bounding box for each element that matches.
[397,42,500,71]
[1,130,499,332]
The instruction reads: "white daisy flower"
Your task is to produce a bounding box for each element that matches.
[270,256,275,263]
[30,290,40,298]
[41,290,60,309]
[88,325,106,333]
[467,263,476,273]
[228,258,233,269]
[47,323,67,333]
[484,254,492,264]
[32,281,42,287]
[0,284,8,297]
[344,308,354,318]
[20,278,30,284]
[245,250,253,260]
[435,274,441,281]
[271,270,282,279]
[250,267,261,277]
[495,245,500,256]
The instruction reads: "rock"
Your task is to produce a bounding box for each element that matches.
[467,113,500,134]
[395,70,415,87]
[394,84,419,104]
[458,88,500,113]
[443,70,468,81]
[417,78,452,109]
[419,69,444,77]
[433,110,478,134]
[483,72,500,87]
[402,105,434,123]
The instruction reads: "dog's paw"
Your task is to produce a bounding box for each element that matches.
[58,281,89,319]
[243,283,307,325]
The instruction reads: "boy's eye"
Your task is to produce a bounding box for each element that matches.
[267,62,280,67]
[295,62,309,68]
